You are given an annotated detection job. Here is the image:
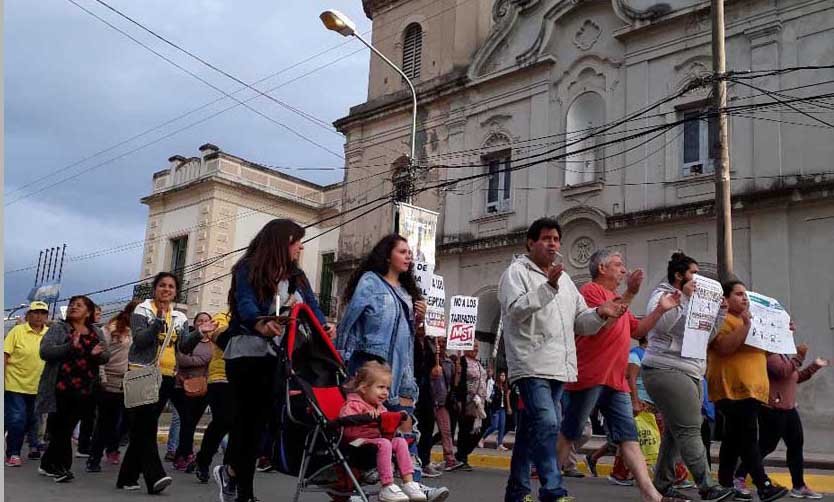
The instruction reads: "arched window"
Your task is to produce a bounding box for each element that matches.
[565,92,605,186]
[402,23,423,80]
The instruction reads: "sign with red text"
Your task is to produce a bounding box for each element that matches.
[447,295,478,351]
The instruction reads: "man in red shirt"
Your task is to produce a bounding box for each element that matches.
[557,249,682,502]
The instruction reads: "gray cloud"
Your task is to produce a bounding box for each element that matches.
[4,0,371,307]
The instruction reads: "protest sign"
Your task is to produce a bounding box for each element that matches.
[413,261,434,299]
[681,274,723,359]
[447,295,478,351]
[745,291,796,354]
[397,203,438,266]
[426,275,446,338]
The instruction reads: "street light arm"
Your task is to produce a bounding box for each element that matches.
[351,32,418,163]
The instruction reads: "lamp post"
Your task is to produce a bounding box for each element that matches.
[320,9,418,202]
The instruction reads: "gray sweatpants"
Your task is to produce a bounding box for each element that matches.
[642,366,717,493]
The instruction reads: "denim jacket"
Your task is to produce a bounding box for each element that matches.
[225,262,328,360]
[336,272,418,403]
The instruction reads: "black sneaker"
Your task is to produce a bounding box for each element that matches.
[213,465,237,502]
[699,485,735,501]
[585,453,598,477]
[732,490,753,501]
[54,470,74,483]
[195,463,210,484]
[562,467,585,478]
[664,488,693,500]
[86,460,102,473]
[460,462,473,472]
[757,481,788,502]
[28,450,43,460]
[38,466,59,477]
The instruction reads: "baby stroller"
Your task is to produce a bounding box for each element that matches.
[274,303,403,502]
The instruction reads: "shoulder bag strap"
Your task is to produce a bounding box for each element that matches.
[153,320,177,367]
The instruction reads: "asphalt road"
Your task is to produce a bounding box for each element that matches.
[4,449,656,501]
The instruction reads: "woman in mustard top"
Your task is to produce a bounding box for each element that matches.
[707,281,786,502]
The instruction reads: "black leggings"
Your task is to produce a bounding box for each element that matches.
[89,390,125,463]
[41,393,91,473]
[174,389,209,459]
[716,399,769,488]
[227,357,277,501]
[196,382,234,469]
[735,407,806,489]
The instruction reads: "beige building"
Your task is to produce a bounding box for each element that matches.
[334,0,834,450]
[138,143,342,317]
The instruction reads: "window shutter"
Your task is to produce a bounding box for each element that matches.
[402,24,422,80]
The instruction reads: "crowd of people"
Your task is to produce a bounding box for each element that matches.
[3,216,830,502]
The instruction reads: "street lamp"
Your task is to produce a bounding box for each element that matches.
[320,9,418,202]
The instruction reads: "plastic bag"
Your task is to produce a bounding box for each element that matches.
[635,410,660,465]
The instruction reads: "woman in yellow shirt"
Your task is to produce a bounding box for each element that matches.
[707,281,787,502]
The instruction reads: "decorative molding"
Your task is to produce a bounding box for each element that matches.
[570,236,597,267]
[556,204,609,229]
[574,19,602,50]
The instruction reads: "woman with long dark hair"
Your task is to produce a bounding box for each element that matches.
[36,295,110,482]
[336,234,450,501]
[86,300,138,473]
[338,234,424,406]
[213,219,331,502]
[117,272,199,494]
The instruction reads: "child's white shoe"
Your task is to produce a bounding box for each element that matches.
[379,484,410,502]
[401,481,428,502]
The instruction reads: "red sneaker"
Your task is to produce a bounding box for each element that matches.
[106,451,121,465]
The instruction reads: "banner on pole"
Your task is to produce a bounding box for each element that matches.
[397,203,438,266]
[426,275,446,338]
[447,295,478,351]
[745,291,796,354]
[27,281,61,304]
[681,274,723,359]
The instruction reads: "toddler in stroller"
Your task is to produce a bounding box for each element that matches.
[340,362,427,502]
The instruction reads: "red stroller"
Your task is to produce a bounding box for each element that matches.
[275,303,404,502]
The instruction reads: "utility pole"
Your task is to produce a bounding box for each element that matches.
[712,0,733,282]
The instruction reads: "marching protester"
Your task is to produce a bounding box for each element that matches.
[117,272,196,494]
[707,280,787,501]
[497,218,626,502]
[337,233,450,502]
[430,336,458,473]
[172,311,216,471]
[733,340,829,499]
[86,300,138,473]
[449,344,488,471]
[557,249,686,502]
[415,325,442,477]
[194,311,233,483]
[640,252,734,501]
[74,306,105,459]
[479,370,511,451]
[4,301,50,466]
[36,295,110,482]
[216,218,333,502]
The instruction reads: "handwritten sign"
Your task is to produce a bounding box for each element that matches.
[413,261,434,299]
[681,274,723,359]
[426,275,446,338]
[447,295,478,351]
[745,291,796,354]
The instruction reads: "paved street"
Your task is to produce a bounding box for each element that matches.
[6,447,655,502]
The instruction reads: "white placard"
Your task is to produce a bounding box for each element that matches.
[681,274,723,359]
[426,275,446,338]
[413,261,434,299]
[60,306,67,320]
[745,291,796,354]
[447,295,478,351]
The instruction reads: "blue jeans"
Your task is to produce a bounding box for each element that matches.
[482,408,507,446]
[166,406,180,453]
[5,391,38,457]
[561,386,638,444]
[505,378,567,502]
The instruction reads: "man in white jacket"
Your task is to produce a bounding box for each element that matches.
[498,218,626,502]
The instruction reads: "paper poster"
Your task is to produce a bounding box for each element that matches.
[426,275,446,338]
[413,261,434,299]
[60,306,67,320]
[447,295,478,351]
[745,291,796,354]
[681,274,723,359]
[397,203,438,266]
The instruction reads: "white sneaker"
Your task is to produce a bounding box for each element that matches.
[379,484,410,502]
[402,481,428,501]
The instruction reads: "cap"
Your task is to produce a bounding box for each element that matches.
[28,301,49,312]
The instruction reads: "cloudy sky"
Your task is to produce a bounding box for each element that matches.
[4,0,372,312]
